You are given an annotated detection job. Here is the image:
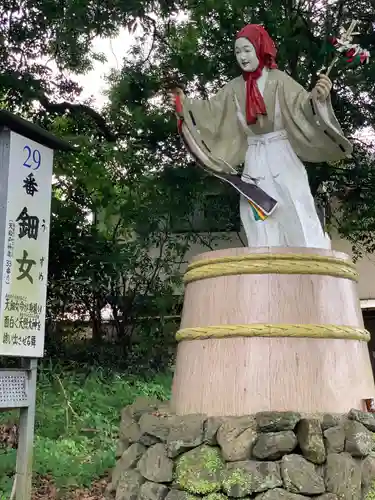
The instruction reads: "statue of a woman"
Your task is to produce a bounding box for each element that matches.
[169,24,352,249]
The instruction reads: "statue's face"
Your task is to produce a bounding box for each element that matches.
[235,37,259,72]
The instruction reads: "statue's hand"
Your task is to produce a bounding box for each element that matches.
[168,87,185,109]
[313,74,332,102]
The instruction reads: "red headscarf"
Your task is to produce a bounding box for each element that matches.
[235,24,278,125]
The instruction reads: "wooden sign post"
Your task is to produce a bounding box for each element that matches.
[0,111,74,500]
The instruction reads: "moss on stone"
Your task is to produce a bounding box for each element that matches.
[365,481,375,500]
[174,445,224,495]
[222,468,253,497]
[203,494,228,500]
[180,494,199,500]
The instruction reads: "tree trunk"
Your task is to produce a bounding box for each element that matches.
[91,298,103,344]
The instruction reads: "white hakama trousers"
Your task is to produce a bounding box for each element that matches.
[240,130,331,249]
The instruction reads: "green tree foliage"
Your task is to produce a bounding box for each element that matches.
[45,114,235,358]
[2,0,375,356]
[0,0,160,135]
[155,0,375,247]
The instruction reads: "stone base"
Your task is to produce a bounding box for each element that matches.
[106,398,375,500]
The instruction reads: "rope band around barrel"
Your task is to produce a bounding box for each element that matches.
[176,324,370,342]
[184,253,358,284]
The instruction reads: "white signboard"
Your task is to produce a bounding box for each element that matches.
[0,130,53,357]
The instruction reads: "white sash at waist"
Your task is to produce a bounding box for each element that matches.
[247,129,288,146]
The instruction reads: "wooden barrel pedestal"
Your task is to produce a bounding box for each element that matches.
[171,247,375,416]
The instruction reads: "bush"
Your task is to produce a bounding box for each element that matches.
[0,363,172,496]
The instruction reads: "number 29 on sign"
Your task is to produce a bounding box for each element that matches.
[23,145,41,170]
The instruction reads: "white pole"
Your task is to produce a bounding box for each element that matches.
[15,359,37,500]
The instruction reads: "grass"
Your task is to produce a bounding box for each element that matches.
[0,362,172,497]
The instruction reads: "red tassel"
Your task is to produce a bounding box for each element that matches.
[175,93,183,115]
[175,94,184,133]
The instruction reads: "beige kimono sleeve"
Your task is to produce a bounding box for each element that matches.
[178,81,247,175]
[276,70,353,163]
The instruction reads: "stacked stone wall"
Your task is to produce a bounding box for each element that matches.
[105,398,375,500]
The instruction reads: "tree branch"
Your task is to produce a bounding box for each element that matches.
[38,95,117,142]
[1,69,117,141]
